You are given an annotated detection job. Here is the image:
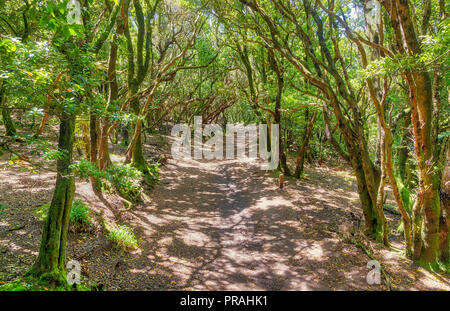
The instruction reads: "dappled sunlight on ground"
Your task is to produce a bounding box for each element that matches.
[110,157,386,290]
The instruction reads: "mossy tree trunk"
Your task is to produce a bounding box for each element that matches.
[122,0,155,174]
[380,0,441,267]
[30,113,75,285]
[128,95,147,172]
[1,108,16,137]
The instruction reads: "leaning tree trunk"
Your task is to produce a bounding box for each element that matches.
[29,113,75,285]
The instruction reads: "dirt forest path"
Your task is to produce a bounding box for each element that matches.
[110,156,387,290]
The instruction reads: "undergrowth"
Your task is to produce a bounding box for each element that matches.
[70,160,159,203]
[0,275,91,291]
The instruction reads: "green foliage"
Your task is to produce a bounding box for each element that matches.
[43,148,69,161]
[70,200,91,227]
[363,18,449,81]
[108,225,138,250]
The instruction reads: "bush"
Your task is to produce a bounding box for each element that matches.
[108,225,138,250]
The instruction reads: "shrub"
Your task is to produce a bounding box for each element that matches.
[70,200,91,227]
[105,164,143,201]
[70,160,147,202]
[108,225,138,250]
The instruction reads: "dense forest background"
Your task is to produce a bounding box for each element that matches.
[0,0,448,290]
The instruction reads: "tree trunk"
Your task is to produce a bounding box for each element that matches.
[380,0,441,268]
[269,50,290,176]
[126,96,148,173]
[29,113,75,286]
[294,110,317,178]
[98,121,112,170]
[438,139,449,263]
[89,112,100,191]
[352,152,383,238]
[1,86,16,136]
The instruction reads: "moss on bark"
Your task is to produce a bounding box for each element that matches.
[29,114,75,287]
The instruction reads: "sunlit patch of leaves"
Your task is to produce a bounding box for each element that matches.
[108,225,139,250]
